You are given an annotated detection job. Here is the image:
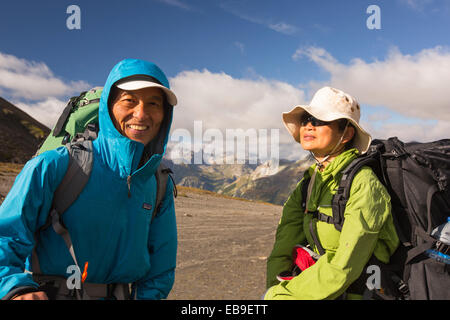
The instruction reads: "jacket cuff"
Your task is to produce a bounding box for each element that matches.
[1,286,39,300]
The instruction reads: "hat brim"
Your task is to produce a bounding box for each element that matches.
[282,105,372,154]
[116,80,178,106]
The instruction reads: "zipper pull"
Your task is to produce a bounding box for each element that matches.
[127,175,132,198]
[81,261,89,283]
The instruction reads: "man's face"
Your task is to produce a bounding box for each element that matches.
[110,86,165,145]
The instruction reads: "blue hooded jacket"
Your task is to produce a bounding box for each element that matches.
[0,59,177,299]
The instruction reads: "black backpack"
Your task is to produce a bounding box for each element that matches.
[302,137,450,300]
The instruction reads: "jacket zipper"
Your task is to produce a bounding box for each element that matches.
[127,175,132,198]
[126,157,154,198]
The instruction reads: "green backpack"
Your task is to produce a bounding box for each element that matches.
[37,87,103,154]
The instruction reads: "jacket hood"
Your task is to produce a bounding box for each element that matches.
[96,59,174,178]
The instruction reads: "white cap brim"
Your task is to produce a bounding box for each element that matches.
[116,80,178,106]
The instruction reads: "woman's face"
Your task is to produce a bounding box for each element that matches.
[299,114,353,158]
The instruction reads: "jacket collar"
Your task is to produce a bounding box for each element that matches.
[307,148,359,181]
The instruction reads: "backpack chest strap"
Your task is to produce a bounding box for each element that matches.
[310,210,334,225]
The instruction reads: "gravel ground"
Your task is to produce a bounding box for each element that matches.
[168,188,282,300]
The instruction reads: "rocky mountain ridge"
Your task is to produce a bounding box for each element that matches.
[165,156,314,205]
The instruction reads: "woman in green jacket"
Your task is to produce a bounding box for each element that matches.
[265,86,399,300]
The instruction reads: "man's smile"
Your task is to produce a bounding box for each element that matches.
[127,124,150,131]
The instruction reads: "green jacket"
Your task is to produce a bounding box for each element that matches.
[265,148,399,300]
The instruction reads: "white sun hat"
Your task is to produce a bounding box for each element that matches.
[282,86,372,154]
[115,75,178,106]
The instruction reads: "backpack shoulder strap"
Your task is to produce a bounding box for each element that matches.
[331,155,380,231]
[153,163,177,223]
[37,140,94,233]
[299,175,326,255]
[300,176,310,211]
[32,140,94,274]
[300,175,328,220]
[52,140,94,215]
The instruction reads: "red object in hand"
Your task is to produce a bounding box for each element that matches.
[292,246,316,271]
[276,245,318,282]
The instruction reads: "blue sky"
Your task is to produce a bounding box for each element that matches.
[1,0,449,161]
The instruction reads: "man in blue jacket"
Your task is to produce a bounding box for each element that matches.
[0,59,178,300]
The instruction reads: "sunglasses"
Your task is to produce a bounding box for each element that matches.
[300,114,331,127]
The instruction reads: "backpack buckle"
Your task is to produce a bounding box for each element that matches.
[62,133,71,145]
[397,281,410,298]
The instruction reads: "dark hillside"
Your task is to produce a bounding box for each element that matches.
[0,97,50,163]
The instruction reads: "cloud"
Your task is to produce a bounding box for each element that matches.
[219,3,299,35]
[13,97,67,129]
[154,0,193,11]
[399,0,450,15]
[168,69,307,161]
[0,52,90,100]
[364,118,450,143]
[294,45,450,122]
[234,41,245,55]
[399,0,435,11]
[0,52,91,129]
[170,69,306,130]
[268,22,299,35]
